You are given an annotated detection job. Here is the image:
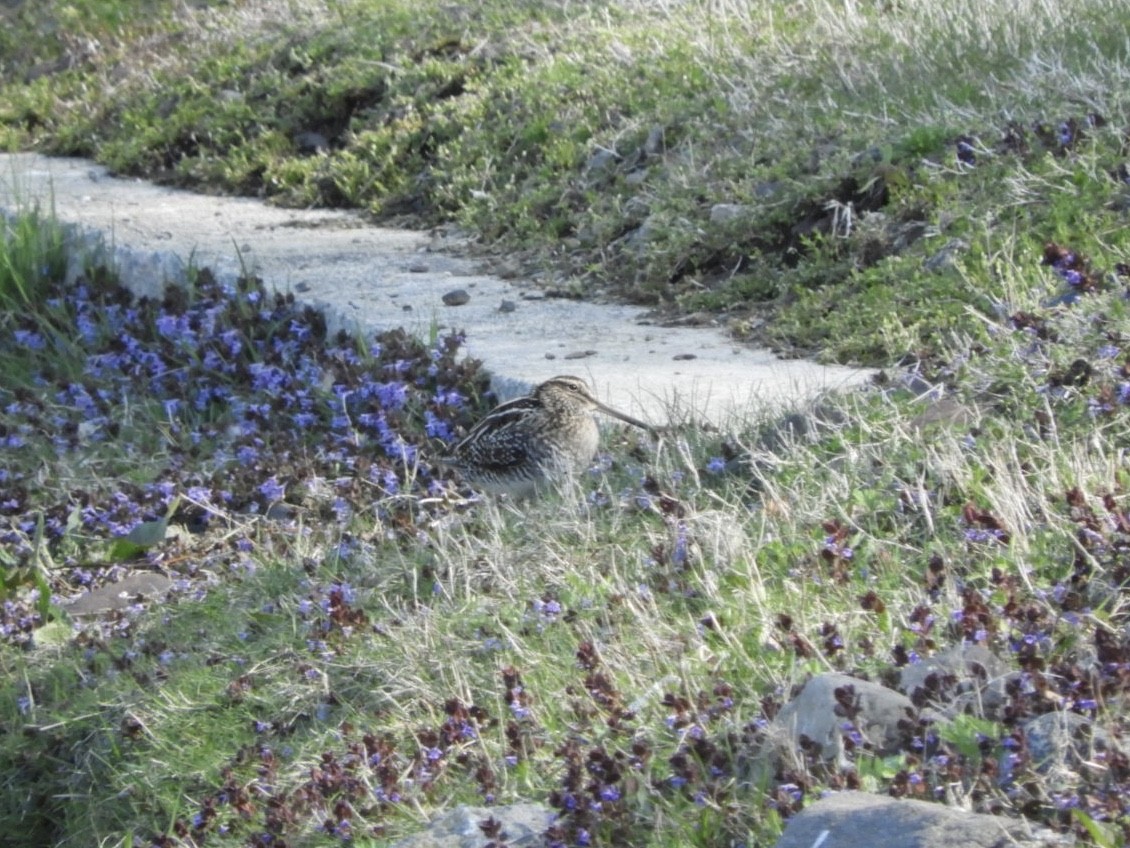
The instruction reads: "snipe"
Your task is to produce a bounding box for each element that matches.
[441,375,653,498]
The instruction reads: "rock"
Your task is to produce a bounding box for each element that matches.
[774,791,1067,848]
[617,216,658,252]
[408,258,430,273]
[584,148,619,177]
[391,802,551,848]
[293,131,329,155]
[64,572,175,617]
[442,289,470,306]
[622,195,651,224]
[498,299,517,313]
[757,412,814,453]
[892,220,928,252]
[851,146,884,166]
[754,180,781,199]
[1022,710,1125,785]
[764,673,916,768]
[924,239,968,273]
[709,203,751,225]
[493,259,522,279]
[899,644,1009,719]
[563,349,596,360]
[643,125,665,157]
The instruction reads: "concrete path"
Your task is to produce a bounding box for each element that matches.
[0,153,872,424]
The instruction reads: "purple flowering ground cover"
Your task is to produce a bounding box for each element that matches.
[5,228,1130,847]
[1,264,487,624]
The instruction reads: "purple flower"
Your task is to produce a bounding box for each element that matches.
[248,363,288,393]
[706,456,726,474]
[424,411,453,441]
[433,388,464,407]
[13,329,46,350]
[533,598,562,620]
[259,477,285,502]
[155,313,187,339]
[376,381,408,410]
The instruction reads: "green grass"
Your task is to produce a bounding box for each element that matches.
[0,206,67,307]
[5,207,1130,844]
[2,0,1128,363]
[3,0,1130,844]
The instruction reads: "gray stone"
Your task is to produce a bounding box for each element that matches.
[1022,710,1125,784]
[774,791,1067,848]
[851,146,884,165]
[442,288,471,306]
[709,203,751,225]
[391,802,551,848]
[754,180,782,199]
[63,572,175,617]
[293,131,329,154]
[924,238,968,273]
[617,216,658,252]
[766,673,916,768]
[622,195,651,224]
[584,148,619,177]
[899,644,1009,719]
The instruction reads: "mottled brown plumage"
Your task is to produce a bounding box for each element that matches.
[441,375,652,498]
